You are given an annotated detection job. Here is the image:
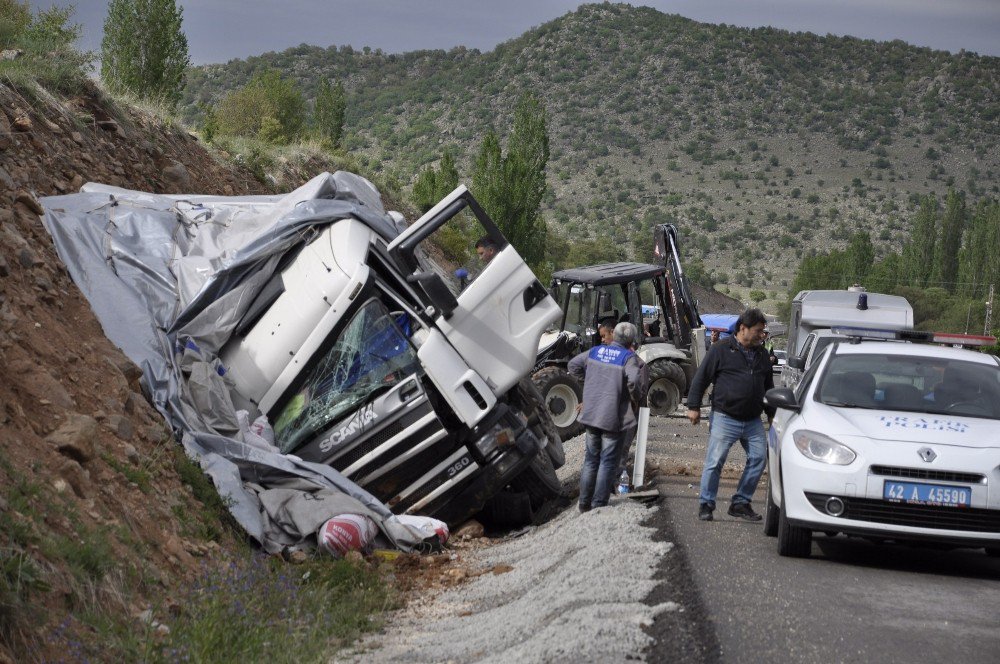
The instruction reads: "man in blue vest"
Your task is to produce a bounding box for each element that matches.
[569,322,642,511]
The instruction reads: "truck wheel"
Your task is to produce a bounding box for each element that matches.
[532,366,584,441]
[646,360,684,416]
[509,447,564,511]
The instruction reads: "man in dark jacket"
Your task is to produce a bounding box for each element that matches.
[686,308,775,522]
[569,322,641,511]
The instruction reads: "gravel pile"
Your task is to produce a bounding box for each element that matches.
[344,435,677,663]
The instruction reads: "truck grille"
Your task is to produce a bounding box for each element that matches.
[805,492,1000,533]
[334,420,404,470]
[869,465,985,484]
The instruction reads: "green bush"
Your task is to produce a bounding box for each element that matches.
[0,2,91,93]
[214,70,306,144]
[0,0,30,48]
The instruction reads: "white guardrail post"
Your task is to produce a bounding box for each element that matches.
[633,406,650,488]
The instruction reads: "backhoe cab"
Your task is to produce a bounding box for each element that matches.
[533,224,704,440]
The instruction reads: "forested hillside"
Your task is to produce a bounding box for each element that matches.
[179,3,999,308]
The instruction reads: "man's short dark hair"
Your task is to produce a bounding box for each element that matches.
[475,236,499,251]
[736,308,767,332]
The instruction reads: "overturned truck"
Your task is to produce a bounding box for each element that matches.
[41,172,566,552]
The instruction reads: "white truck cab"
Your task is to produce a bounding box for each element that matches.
[219,186,564,526]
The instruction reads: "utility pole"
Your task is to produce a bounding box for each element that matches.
[985,284,995,336]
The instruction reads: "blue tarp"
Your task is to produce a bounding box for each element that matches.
[701,313,739,336]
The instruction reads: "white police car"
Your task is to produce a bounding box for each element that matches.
[763,327,1000,558]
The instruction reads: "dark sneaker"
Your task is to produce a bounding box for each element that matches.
[728,502,762,521]
[578,503,592,514]
[698,504,714,521]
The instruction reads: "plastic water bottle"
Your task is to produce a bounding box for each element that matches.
[617,470,630,495]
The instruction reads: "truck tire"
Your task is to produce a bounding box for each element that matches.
[509,446,564,511]
[509,379,566,509]
[532,366,584,441]
[646,359,685,416]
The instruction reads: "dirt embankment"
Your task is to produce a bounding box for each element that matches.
[0,80,268,660]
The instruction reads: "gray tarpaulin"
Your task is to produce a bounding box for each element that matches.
[40,172,442,553]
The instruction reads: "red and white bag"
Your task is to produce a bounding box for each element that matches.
[395,514,449,545]
[317,514,378,558]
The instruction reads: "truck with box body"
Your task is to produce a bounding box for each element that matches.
[781,288,913,388]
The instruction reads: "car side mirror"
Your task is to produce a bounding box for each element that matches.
[407,271,458,320]
[786,355,805,370]
[765,387,800,412]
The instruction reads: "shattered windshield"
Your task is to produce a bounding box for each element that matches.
[272,299,421,452]
[816,353,1000,419]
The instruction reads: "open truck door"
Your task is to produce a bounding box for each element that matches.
[389,186,561,410]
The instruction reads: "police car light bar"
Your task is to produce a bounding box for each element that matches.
[931,332,997,347]
[831,326,997,347]
[830,326,933,342]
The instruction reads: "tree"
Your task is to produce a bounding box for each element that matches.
[313,79,346,148]
[0,0,31,49]
[435,151,459,200]
[412,165,437,213]
[900,195,938,287]
[412,150,460,213]
[471,94,549,269]
[957,200,1000,299]
[932,189,966,291]
[845,231,874,286]
[101,0,189,106]
[214,70,306,143]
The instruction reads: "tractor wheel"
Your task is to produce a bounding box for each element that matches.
[532,366,584,441]
[680,360,695,393]
[646,360,685,416]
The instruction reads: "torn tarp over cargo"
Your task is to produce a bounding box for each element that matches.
[39,172,442,554]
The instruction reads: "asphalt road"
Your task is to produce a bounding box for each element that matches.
[643,415,1000,663]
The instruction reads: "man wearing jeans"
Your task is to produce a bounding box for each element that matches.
[569,322,641,511]
[686,309,775,522]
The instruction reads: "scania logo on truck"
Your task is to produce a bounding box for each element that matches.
[319,404,377,453]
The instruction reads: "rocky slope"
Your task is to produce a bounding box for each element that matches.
[0,80,266,660]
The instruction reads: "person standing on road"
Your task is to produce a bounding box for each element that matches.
[569,322,641,511]
[686,308,775,522]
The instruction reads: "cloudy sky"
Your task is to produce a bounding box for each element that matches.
[56,0,1000,64]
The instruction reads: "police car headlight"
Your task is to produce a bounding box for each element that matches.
[792,430,856,465]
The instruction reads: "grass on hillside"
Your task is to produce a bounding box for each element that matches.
[1,444,399,662]
[158,554,398,664]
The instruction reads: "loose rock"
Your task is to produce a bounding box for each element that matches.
[47,413,99,463]
[14,190,44,215]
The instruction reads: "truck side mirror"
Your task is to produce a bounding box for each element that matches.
[786,355,805,370]
[765,387,800,412]
[408,271,458,320]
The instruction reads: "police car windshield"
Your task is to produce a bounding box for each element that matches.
[816,353,1000,420]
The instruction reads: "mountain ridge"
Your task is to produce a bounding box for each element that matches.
[179,3,999,305]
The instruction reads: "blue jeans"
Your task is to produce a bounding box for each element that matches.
[698,411,766,509]
[579,427,622,509]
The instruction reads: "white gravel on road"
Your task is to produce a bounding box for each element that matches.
[342,435,678,663]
